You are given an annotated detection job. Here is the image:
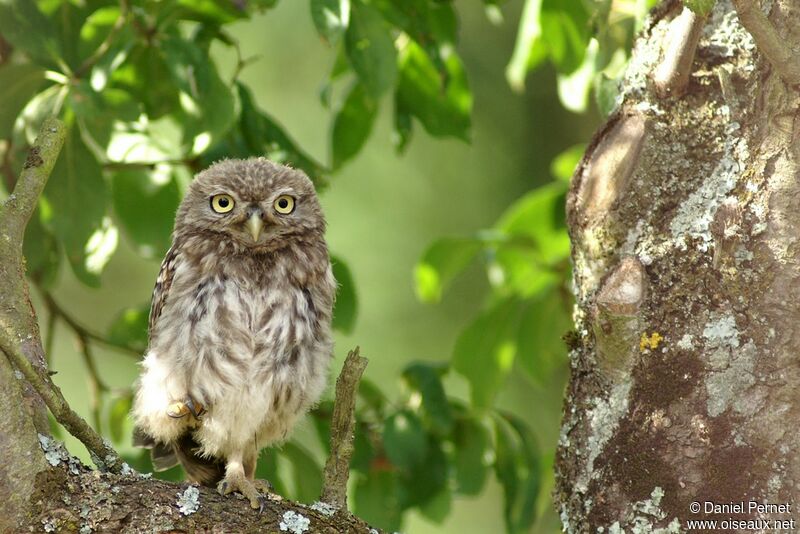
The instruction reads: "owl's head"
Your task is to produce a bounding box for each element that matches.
[174,158,325,251]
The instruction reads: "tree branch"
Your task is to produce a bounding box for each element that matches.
[0,117,65,244]
[321,347,368,511]
[731,0,800,87]
[0,323,122,473]
[28,461,379,533]
[653,7,707,98]
[39,288,142,357]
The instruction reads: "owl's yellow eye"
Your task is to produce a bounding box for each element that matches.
[210,194,235,213]
[274,195,295,214]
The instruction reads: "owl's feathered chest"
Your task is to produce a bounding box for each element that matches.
[149,244,333,394]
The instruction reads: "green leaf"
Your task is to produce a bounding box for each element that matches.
[70,83,141,156]
[350,422,375,473]
[237,82,326,185]
[331,255,358,333]
[112,44,180,120]
[489,183,569,296]
[255,449,289,497]
[44,120,114,287]
[47,0,91,70]
[452,298,522,409]
[495,181,570,266]
[311,0,350,44]
[345,0,397,97]
[14,85,64,147]
[383,409,428,470]
[353,470,402,531]
[397,40,471,141]
[550,143,585,182]
[418,486,451,525]
[0,64,45,137]
[280,441,323,504]
[489,247,560,298]
[331,82,377,169]
[397,435,447,508]
[105,114,185,165]
[23,206,61,288]
[517,289,570,386]
[108,394,132,444]
[78,6,121,59]
[111,168,182,259]
[401,362,453,435]
[493,413,541,534]
[107,305,150,353]
[173,0,248,23]
[79,8,134,93]
[161,36,237,154]
[373,0,457,49]
[556,37,598,113]
[415,237,482,303]
[685,0,715,16]
[540,0,590,73]
[0,0,60,65]
[392,97,413,154]
[453,416,490,496]
[595,71,622,118]
[505,0,546,91]
[358,377,387,414]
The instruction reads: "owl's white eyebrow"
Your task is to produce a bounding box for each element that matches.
[273,189,298,198]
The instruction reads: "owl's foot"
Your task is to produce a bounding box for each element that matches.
[167,396,205,419]
[218,472,268,511]
[253,479,276,496]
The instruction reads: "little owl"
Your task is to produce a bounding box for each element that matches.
[132,158,335,509]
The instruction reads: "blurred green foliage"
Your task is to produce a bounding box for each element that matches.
[0,0,656,531]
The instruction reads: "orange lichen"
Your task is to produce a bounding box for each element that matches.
[639,332,663,352]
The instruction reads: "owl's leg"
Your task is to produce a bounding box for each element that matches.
[218,453,268,511]
[133,355,195,444]
[243,448,274,495]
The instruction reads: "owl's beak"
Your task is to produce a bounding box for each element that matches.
[246,212,264,242]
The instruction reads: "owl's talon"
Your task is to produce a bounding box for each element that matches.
[167,402,189,419]
[185,397,205,418]
[166,397,205,419]
[257,495,269,513]
[217,473,264,510]
[253,479,273,494]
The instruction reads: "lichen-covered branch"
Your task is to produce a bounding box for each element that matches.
[0,118,67,531]
[731,0,800,86]
[28,457,379,533]
[0,323,123,473]
[321,347,368,511]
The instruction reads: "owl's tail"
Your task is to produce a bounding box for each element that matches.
[133,427,226,487]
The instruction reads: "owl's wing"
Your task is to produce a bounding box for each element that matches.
[148,244,180,335]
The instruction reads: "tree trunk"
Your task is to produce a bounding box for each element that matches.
[556,0,800,531]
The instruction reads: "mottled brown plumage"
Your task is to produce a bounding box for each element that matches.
[132,158,336,508]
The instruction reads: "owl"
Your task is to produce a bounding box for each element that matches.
[132,158,336,509]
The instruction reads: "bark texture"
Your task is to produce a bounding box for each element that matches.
[24,450,375,534]
[557,0,800,531]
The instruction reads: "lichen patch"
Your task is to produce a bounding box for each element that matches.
[176,486,200,516]
[279,510,310,533]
